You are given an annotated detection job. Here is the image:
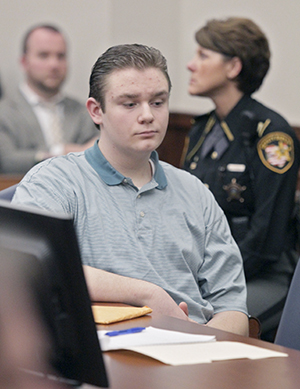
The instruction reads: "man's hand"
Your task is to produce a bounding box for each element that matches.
[145,287,194,322]
[179,301,189,316]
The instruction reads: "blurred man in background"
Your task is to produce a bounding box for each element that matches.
[0,24,98,174]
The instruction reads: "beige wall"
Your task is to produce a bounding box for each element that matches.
[1,0,299,125]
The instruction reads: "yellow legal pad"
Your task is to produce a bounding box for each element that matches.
[92,305,153,324]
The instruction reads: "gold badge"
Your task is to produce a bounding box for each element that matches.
[257,132,294,174]
[223,178,246,202]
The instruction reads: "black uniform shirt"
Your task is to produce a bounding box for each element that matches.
[182,95,300,279]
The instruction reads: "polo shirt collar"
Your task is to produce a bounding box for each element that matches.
[85,141,167,189]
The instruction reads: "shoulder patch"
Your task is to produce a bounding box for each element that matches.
[257,132,294,174]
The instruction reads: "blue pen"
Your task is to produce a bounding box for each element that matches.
[105,327,146,337]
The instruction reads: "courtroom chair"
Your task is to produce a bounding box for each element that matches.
[0,184,18,201]
[275,257,300,350]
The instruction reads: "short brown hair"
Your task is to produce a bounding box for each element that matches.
[195,17,270,95]
[22,24,63,54]
[89,44,172,112]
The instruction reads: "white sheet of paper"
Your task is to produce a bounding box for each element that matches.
[98,326,216,351]
[127,341,288,365]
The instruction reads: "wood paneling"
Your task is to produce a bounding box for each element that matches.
[0,175,23,191]
[157,112,193,168]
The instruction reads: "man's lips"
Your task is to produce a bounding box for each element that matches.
[136,130,158,136]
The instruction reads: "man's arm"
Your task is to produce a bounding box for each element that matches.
[83,265,193,322]
[178,302,248,336]
[206,311,249,336]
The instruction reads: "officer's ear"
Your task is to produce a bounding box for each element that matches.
[86,98,103,127]
[226,57,242,80]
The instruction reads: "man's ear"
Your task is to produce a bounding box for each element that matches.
[20,55,27,71]
[86,98,103,126]
[226,57,242,80]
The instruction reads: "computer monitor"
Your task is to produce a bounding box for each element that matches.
[0,200,109,388]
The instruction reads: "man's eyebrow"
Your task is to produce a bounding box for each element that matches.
[116,93,140,99]
[153,90,169,98]
[116,90,169,100]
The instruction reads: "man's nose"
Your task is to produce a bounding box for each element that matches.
[49,55,64,68]
[138,104,154,123]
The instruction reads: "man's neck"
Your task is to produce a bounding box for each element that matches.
[25,81,60,102]
[125,161,153,189]
[98,141,153,188]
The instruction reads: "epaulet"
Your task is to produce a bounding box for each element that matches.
[257,119,271,138]
[184,112,215,163]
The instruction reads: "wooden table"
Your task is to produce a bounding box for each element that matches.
[82,310,300,388]
[0,174,23,190]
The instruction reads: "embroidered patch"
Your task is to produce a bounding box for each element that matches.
[257,132,294,174]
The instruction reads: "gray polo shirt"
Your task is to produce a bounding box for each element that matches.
[13,141,247,323]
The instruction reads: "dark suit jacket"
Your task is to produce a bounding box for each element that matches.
[0,89,98,174]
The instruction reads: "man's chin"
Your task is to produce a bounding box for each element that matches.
[141,140,164,154]
[38,83,63,96]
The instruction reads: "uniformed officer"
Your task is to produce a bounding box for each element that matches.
[182,17,300,341]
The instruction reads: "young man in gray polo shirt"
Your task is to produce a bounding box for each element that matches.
[12,44,248,336]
